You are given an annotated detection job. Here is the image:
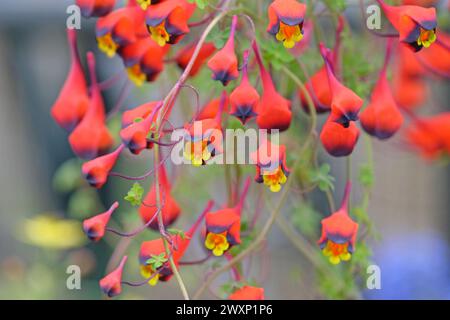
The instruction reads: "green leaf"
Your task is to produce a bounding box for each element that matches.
[124,182,144,206]
[68,188,101,219]
[206,25,230,48]
[167,228,188,240]
[52,158,83,193]
[359,164,374,188]
[309,163,335,192]
[259,38,295,71]
[146,253,168,270]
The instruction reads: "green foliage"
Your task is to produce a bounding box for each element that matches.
[259,37,295,71]
[322,0,347,13]
[52,158,83,193]
[308,163,335,192]
[67,188,101,219]
[167,228,188,240]
[124,182,144,206]
[187,0,208,10]
[146,253,168,270]
[206,25,230,49]
[291,203,321,238]
[358,164,374,188]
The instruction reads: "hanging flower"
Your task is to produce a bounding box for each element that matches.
[122,101,162,128]
[69,53,113,160]
[318,182,359,265]
[176,42,216,77]
[416,30,450,78]
[267,0,307,49]
[83,202,119,241]
[51,29,89,132]
[82,144,124,188]
[229,50,259,124]
[229,286,265,300]
[76,0,116,18]
[196,94,230,120]
[99,256,127,297]
[207,15,239,86]
[320,116,360,157]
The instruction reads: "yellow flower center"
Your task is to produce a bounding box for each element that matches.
[262,166,287,193]
[97,33,118,58]
[140,264,160,286]
[204,232,230,256]
[149,21,170,47]
[417,28,436,48]
[276,22,303,49]
[137,0,151,10]
[127,64,146,87]
[183,140,212,167]
[322,240,351,265]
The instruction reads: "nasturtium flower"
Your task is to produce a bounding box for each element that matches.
[320,116,360,157]
[319,43,363,128]
[207,15,239,86]
[96,6,146,58]
[360,42,403,140]
[139,201,213,286]
[145,0,195,47]
[76,0,116,18]
[318,182,359,265]
[121,101,162,128]
[69,53,113,160]
[377,0,437,51]
[82,144,124,189]
[267,0,307,49]
[176,42,216,77]
[204,179,250,256]
[51,29,89,132]
[252,41,292,132]
[229,50,259,124]
[83,202,119,241]
[416,30,450,78]
[136,0,165,11]
[251,140,290,193]
[139,164,181,230]
[99,256,127,297]
[119,38,168,86]
[229,286,265,300]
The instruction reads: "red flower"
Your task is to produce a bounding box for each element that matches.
[83,202,119,241]
[121,101,162,128]
[376,0,437,51]
[176,42,216,77]
[76,0,116,18]
[82,144,124,188]
[96,6,146,58]
[196,95,230,121]
[119,38,168,86]
[207,15,239,86]
[318,182,359,265]
[99,256,127,297]
[139,164,181,230]
[120,102,162,154]
[229,50,259,124]
[145,0,196,47]
[204,179,250,256]
[229,286,265,300]
[69,53,113,160]
[51,29,89,132]
[135,0,166,11]
[267,0,307,49]
[360,40,404,140]
[416,30,450,78]
[251,139,290,192]
[139,201,213,286]
[252,41,292,132]
[319,43,363,127]
[320,117,360,157]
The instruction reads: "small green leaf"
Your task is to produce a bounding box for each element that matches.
[167,228,187,240]
[359,164,374,188]
[124,182,144,206]
[309,164,335,192]
[146,253,168,270]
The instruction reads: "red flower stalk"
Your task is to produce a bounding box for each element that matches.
[83,201,119,241]
[376,0,437,51]
[69,53,113,160]
[229,50,259,124]
[196,94,230,120]
[319,43,363,127]
[360,40,404,140]
[251,139,290,192]
[139,201,214,286]
[176,42,216,77]
[139,164,181,230]
[96,6,146,58]
[184,92,226,166]
[51,29,89,132]
[320,116,360,157]
[99,255,127,297]
[145,0,196,47]
[207,15,239,86]
[266,0,307,49]
[318,182,359,265]
[252,41,292,132]
[299,17,344,114]
[119,38,168,86]
[229,286,265,300]
[404,113,450,160]
[121,101,162,128]
[76,0,116,18]
[204,178,250,256]
[120,102,162,154]
[82,144,125,188]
